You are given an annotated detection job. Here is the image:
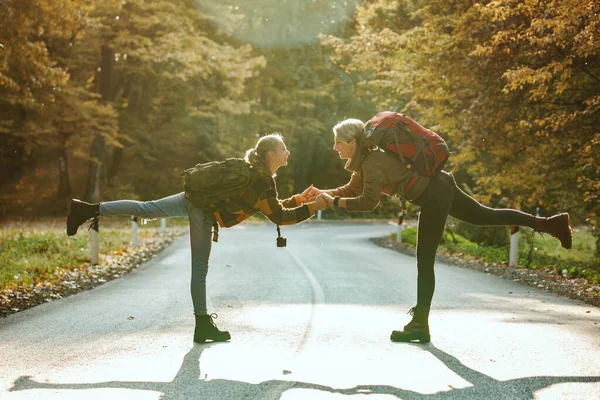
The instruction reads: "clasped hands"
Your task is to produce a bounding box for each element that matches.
[297,185,334,211]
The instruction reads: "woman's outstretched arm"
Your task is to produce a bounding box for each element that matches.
[317,168,387,212]
[254,185,328,226]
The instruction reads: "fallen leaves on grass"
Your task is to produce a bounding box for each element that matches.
[0,229,185,317]
[372,236,600,308]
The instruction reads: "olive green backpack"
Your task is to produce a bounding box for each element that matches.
[182,157,285,245]
[181,158,253,212]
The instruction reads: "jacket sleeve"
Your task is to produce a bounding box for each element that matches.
[343,167,387,212]
[326,173,363,198]
[280,195,301,208]
[254,187,315,225]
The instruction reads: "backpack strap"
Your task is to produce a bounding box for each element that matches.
[212,221,219,242]
[393,124,408,165]
[399,181,407,219]
[395,120,439,172]
[387,134,409,216]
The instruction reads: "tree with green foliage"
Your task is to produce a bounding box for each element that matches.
[197,0,376,198]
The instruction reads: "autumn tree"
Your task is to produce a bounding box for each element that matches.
[0,0,267,211]
[0,0,116,209]
[68,0,265,201]
[322,0,600,253]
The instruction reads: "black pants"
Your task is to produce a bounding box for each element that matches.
[412,171,535,309]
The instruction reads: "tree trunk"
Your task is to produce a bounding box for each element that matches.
[595,230,600,259]
[56,138,71,200]
[109,84,140,180]
[85,45,114,202]
[84,135,105,203]
[215,113,220,138]
[107,147,123,181]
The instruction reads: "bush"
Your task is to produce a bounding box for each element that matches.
[389,225,600,284]
[448,218,510,247]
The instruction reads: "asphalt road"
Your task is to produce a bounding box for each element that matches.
[1,221,599,399]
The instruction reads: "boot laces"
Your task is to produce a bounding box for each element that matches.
[407,307,416,316]
[208,313,220,327]
[86,216,99,232]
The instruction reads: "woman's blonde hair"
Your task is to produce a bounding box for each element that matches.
[333,119,365,143]
[244,132,284,176]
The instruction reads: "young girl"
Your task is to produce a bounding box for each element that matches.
[309,118,572,343]
[66,133,327,343]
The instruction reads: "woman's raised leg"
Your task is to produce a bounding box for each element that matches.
[100,192,189,219]
[67,193,189,236]
[445,173,534,227]
[446,172,572,248]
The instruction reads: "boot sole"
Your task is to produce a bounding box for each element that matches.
[194,333,231,344]
[547,213,572,250]
[66,199,82,236]
[390,332,430,343]
[561,213,573,250]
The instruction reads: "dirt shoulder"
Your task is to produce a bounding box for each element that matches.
[371,236,600,309]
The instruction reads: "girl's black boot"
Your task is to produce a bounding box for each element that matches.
[194,313,231,343]
[533,213,572,249]
[66,199,100,236]
[390,306,431,343]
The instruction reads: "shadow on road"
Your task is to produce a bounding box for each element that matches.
[10,343,600,399]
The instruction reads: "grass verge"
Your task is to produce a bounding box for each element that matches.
[0,217,188,316]
[391,226,600,283]
[1,217,188,289]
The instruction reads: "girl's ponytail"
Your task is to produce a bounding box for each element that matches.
[244,148,260,165]
[244,133,284,176]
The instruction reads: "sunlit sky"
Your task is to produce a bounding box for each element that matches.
[195,0,359,47]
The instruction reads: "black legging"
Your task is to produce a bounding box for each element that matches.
[412,171,536,308]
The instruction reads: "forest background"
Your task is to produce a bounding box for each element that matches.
[1,0,598,256]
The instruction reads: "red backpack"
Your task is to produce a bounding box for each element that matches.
[363,111,450,177]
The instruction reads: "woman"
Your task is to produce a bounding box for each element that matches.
[308,118,572,343]
[66,133,327,343]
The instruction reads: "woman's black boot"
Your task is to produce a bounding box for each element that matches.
[390,306,431,343]
[194,313,231,343]
[66,199,100,236]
